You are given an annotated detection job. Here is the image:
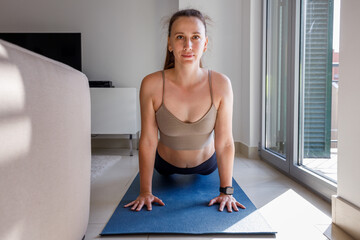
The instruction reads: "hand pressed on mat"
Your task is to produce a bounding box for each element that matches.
[208,193,246,212]
[124,192,165,211]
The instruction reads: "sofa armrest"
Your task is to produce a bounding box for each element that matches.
[0,39,91,240]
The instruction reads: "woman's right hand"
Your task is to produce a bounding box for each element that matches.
[124,192,165,211]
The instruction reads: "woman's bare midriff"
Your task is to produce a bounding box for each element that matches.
[156,140,215,168]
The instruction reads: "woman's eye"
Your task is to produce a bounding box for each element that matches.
[193,35,200,40]
[176,36,183,40]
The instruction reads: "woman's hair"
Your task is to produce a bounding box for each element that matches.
[163,9,209,70]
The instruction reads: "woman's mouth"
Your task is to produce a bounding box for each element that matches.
[182,54,194,58]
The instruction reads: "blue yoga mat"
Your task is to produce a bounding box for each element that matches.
[101,169,276,235]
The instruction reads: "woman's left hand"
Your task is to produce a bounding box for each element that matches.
[208,193,246,212]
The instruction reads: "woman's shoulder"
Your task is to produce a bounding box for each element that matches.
[208,70,233,109]
[142,70,163,83]
[209,69,232,93]
[140,71,162,101]
[140,71,163,92]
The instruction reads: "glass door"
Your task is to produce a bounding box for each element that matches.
[261,0,294,171]
[261,0,337,200]
[298,0,339,183]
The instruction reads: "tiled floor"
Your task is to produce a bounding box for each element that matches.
[84,148,348,240]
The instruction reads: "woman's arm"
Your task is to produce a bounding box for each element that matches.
[138,75,159,194]
[125,74,165,211]
[213,74,235,190]
[208,72,245,212]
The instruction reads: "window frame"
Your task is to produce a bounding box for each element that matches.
[260,0,337,202]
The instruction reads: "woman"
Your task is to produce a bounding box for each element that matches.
[125,9,245,213]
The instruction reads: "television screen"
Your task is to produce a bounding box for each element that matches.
[0,33,82,71]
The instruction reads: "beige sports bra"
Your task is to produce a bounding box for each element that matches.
[155,70,217,150]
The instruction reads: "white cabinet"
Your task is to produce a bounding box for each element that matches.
[90,88,140,155]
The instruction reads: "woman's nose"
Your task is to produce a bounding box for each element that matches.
[183,38,192,50]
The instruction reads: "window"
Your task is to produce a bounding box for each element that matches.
[300,0,340,183]
[264,0,289,158]
[260,0,339,200]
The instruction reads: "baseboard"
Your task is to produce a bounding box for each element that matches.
[91,135,138,149]
[332,195,360,239]
[323,223,355,240]
[234,142,260,160]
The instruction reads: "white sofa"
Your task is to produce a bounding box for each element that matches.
[0,39,91,240]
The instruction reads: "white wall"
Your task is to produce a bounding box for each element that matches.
[249,0,262,148]
[0,0,262,147]
[0,0,178,88]
[337,0,360,208]
[331,1,360,237]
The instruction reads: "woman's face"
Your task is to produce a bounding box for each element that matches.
[168,16,208,66]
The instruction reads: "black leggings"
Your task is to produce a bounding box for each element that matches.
[154,150,218,175]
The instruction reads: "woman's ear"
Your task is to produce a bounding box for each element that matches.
[203,36,209,52]
[168,37,172,52]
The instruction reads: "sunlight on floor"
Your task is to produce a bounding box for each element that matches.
[259,189,331,239]
[212,189,332,239]
[260,189,330,222]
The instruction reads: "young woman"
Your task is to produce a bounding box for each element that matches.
[125,9,245,213]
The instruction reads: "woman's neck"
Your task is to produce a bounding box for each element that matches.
[172,64,204,87]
